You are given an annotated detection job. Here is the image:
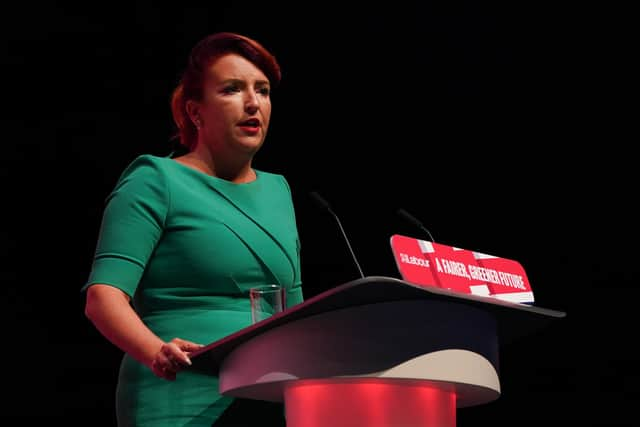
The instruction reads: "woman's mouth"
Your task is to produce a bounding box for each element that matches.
[237,118,261,134]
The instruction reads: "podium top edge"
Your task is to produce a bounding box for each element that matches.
[189,276,566,371]
[357,276,567,318]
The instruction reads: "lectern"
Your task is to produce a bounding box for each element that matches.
[190,276,566,427]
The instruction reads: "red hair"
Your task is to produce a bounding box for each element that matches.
[170,32,282,151]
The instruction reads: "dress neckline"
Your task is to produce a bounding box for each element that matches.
[163,155,261,187]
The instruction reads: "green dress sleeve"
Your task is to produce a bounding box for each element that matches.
[82,155,168,297]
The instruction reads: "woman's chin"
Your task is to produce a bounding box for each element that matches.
[237,138,265,155]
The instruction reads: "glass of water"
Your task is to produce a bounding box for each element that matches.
[249,284,286,324]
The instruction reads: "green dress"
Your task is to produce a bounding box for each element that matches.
[82,153,304,426]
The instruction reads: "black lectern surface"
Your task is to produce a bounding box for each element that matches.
[189,276,566,375]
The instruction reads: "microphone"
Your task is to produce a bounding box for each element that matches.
[397,208,436,242]
[310,191,365,279]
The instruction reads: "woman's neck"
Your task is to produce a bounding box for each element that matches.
[176,145,256,183]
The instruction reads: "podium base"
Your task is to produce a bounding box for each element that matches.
[284,379,456,427]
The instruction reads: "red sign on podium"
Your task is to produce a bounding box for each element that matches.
[390,234,534,304]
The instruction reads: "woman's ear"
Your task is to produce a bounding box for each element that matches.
[185,99,202,128]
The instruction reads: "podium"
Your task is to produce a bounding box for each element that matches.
[190,276,566,427]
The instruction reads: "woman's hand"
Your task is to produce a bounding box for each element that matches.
[150,338,204,381]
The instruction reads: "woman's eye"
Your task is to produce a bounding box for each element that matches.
[222,85,240,94]
[258,87,270,96]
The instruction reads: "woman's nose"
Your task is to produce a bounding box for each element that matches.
[245,91,259,114]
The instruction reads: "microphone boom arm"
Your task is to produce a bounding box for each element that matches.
[330,208,365,278]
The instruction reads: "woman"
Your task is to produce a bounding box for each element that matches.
[83,32,303,426]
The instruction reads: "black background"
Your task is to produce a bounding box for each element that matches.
[1,1,635,426]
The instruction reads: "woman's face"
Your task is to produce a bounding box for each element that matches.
[195,53,272,157]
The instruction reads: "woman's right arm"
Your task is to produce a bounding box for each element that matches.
[85,284,200,380]
[84,157,203,379]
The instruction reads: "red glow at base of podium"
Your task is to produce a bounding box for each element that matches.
[284,379,456,427]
